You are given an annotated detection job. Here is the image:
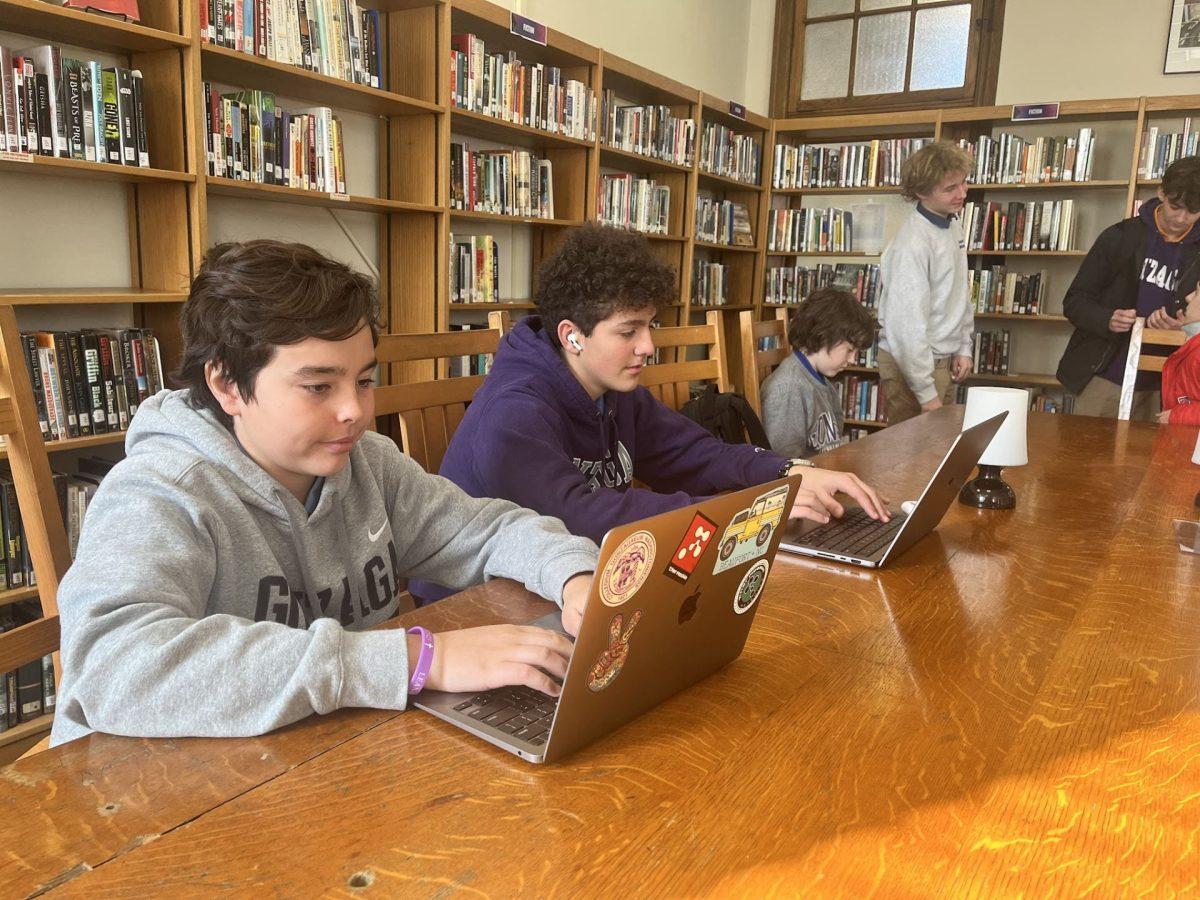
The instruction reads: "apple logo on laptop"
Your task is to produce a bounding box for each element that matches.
[678,588,701,624]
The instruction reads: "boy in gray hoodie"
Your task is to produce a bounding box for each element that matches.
[50,241,599,747]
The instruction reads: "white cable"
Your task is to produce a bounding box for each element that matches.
[326,208,380,281]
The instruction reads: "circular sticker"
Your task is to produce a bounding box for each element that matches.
[587,610,643,692]
[733,559,770,615]
[599,530,656,606]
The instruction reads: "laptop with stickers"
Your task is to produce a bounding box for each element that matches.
[411,475,804,764]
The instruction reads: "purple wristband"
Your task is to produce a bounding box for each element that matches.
[407,626,435,695]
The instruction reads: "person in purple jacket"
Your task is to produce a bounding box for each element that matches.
[411,224,887,603]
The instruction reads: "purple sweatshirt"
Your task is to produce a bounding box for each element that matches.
[409,317,786,603]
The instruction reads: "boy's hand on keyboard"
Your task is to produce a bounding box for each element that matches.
[792,467,890,522]
[422,625,574,697]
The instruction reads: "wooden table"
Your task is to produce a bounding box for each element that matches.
[4,407,1200,897]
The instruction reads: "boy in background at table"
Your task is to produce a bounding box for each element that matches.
[1158,276,1200,424]
[761,286,877,459]
[50,240,599,747]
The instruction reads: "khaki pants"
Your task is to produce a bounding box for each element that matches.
[878,349,958,426]
[1072,376,1160,422]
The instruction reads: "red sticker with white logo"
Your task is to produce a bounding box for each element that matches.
[664,512,718,583]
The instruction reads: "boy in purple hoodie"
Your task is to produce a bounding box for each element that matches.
[411,224,886,603]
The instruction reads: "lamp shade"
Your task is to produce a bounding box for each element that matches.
[962,386,1029,467]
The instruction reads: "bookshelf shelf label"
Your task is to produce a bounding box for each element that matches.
[1011,102,1061,122]
[0,151,33,163]
[329,193,350,202]
[729,101,746,120]
[510,13,548,46]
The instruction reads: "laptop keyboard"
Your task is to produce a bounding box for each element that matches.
[800,507,907,559]
[451,685,559,746]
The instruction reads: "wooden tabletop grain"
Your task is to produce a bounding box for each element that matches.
[4,407,1200,898]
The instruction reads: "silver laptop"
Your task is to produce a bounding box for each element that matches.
[413,475,804,763]
[778,412,1008,568]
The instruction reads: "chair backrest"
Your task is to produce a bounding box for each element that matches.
[642,310,731,411]
[0,305,74,757]
[1118,317,1187,420]
[738,308,791,416]
[374,311,509,473]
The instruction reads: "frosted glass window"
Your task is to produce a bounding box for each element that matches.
[807,0,854,15]
[911,5,970,89]
[861,0,911,9]
[853,11,910,95]
[801,19,853,100]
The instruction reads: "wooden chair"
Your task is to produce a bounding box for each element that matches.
[1118,317,1187,420]
[738,308,791,416]
[0,305,74,760]
[643,310,731,410]
[374,311,509,473]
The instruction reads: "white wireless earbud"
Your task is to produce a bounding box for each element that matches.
[567,333,584,353]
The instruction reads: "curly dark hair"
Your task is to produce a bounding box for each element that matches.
[787,286,877,354]
[175,240,381,428]
[533,223,677,348]
[1162,156,1200,213]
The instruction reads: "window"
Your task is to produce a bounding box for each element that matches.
[771,0,1005,116]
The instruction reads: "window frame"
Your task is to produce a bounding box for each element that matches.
[770,0,1006,117]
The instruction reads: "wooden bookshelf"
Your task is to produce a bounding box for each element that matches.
[975,313,1069,322]
[0,586,39,610]
[966,372,1061,387]
[449,301,537,311]
[0,155,194,184]
[450,107,596,150]
[845,418,887,429]
[968,180,1129,191]
[206,177,441,215]
[0,0,188,53]
[0,713,53,751]
[0,290,189,306]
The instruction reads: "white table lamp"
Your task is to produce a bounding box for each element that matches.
[958,386,1029,509]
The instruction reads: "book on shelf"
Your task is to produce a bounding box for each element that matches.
[960,199,1076,252]
[0,46,149,166]
[449,233,499,304]
[203,83,346,192]
[1138,120,1199,179]
[18,328,163,444]
[699,120,760,185]
[772,137,931,190]
[447,324,495,378]
[955,129,1095,184]
[834,375,885,424]
[61,0,141,20]
[599,173,669,235]
[449,142,554,219]
[692,260,728,307]
[201,0,383,90]
[767,206,853,253]
[972,329,1012,375]
[601,90,694,166]
[968,266,1047,315]
[449,32,596,141]
[853,337,879,368]
[764,262,879,308]
[694,196,753,246]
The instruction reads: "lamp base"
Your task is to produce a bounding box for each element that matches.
[958,464,1016,509]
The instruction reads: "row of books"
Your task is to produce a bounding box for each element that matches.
[952,384,1075,414]
[598,174,670,235]
[201,0,383,89]
[692,261,728,307]
[968,267,1047,315]
[956,129,1097,184]
[449,143,554,219]
[771,138,932,190]
[1139,122,1197,180]
[204,84,345,192]
[845,426,876,442]
[834,375,885,424]
[767,206,854,254]
[694,197,753,246]
[0,46,149,166]
[19,329,164,444]
[449,33,596,141]
[449,233,499,304]
[1,604,55,732]
[961,199,1077,253]
[699,121,760,185]
[852,339,879,368]
[763,262,880,308]
[601,92,694,166]
[446,324,494,378]
[973,329,1011,375]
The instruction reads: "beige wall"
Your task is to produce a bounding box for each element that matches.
[995,0,1200,103]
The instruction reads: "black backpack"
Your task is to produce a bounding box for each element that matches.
[679,384,772,450]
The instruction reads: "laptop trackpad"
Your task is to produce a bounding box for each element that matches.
[529,610,568,636]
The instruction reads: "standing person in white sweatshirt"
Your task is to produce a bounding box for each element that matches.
[877,142,975,425]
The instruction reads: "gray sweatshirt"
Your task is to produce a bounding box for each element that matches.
[878,204,974,404]
[760,353,845,459]
[50,390,599,746]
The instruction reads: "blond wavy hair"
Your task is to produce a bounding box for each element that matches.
[899,141,973,202]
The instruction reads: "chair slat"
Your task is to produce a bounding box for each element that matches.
[640,359,720,388]
[377,330,500,362]
[421,406,450,473]
[0,396,18,436]
[651,324,720,349]
[376,376,487,415]
[0,615,58,674]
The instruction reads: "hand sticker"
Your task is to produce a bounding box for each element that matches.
[587,610,643,692]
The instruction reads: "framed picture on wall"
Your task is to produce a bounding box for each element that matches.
[1165,0,1200,73]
